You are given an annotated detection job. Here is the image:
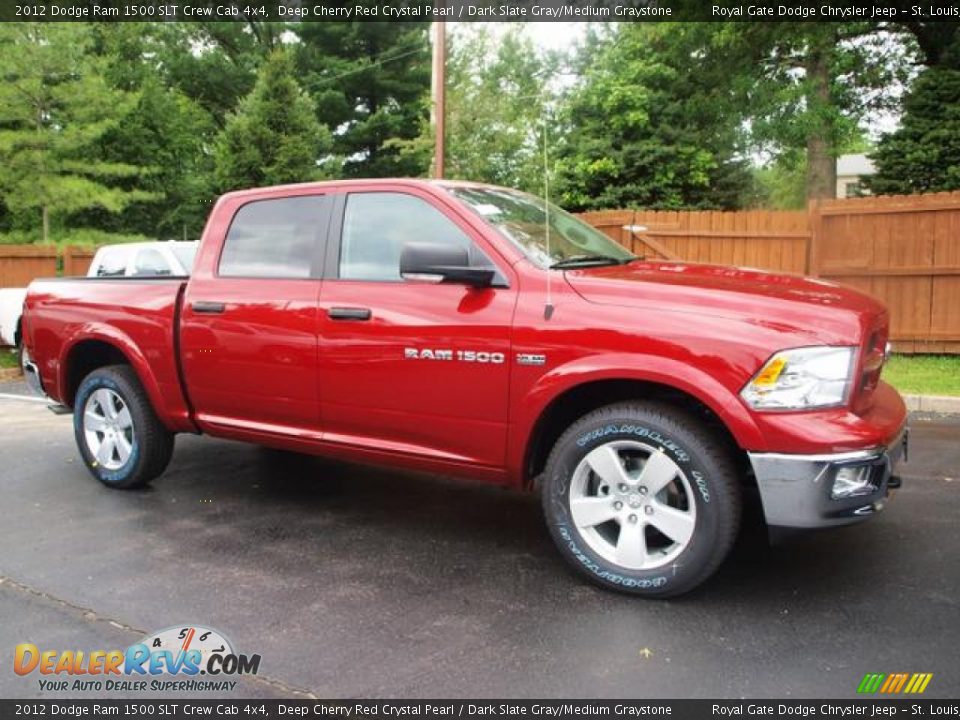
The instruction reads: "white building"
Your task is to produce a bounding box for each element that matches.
[836,154,876,198]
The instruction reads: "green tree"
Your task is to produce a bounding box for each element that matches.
[692,22,913,200]
[553,24,753,211]
[867,68,960,194]
[438,26,555,192]
[297,18,431,177]
[158,22,285,128]
[0,23,155,243]
[213,49,332,192]
[93,76,215,239]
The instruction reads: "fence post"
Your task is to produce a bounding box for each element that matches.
[62,246,74,277]
[806,199,822,277]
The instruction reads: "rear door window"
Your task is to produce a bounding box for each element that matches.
[219,196,329,279]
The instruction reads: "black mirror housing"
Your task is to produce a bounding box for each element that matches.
[399,242,494,288]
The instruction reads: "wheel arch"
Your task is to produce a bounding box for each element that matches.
[515,357,765,489]
[59,330,165,423]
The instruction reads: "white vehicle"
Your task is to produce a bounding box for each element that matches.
[0,241,198,356]
[0,287,27,351]
[86,241,198,279]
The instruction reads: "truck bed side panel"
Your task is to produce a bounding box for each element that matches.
[24,278,195,432]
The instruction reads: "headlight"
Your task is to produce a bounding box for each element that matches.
[741,346,854,410]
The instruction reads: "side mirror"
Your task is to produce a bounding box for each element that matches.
[399,242,494,289]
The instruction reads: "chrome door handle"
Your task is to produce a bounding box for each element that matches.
[191,301,225,314]
[328,307,371,321]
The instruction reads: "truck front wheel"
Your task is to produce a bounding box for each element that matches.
[541,402,742,597]
[73,365,174,489]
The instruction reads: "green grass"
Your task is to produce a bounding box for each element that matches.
[0,348,17,368]
[883,354,960,396]
[0,348,19,369]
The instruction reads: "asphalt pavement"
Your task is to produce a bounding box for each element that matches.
[1,381,958,699]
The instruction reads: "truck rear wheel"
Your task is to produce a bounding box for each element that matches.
[74,365,174,489]
[541,402,741,598]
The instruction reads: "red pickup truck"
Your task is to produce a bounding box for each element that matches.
[22,179,908,597]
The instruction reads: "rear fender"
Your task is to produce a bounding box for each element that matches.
[59,324,194,433]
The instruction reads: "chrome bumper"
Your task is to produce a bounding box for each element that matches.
[748,427,908,529]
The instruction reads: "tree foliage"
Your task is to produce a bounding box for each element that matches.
[867,68,960,194]
[0,24,155,242]
[553,24,754,211]
[1,19,959,245]
[687,22,913,200]
[439,26,554,193]
[297,17,431,177]
[213,50,332,192]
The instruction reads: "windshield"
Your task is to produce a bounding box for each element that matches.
[447,186,634,269]
[170,243,198,273]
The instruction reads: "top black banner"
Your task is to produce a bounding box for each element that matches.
[2,0,959,23]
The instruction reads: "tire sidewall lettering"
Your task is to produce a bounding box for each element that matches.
[547,416,727,593]
[557,525,668,589]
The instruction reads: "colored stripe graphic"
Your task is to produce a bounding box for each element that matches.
[892,673,910,693]
[905,673,933,694]
[858,674,885,693]
[857,672,932,694]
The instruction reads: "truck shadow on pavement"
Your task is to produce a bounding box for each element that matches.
[143,438,908,608]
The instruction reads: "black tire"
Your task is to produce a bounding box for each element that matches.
[73,365,174,489]
[541,401,742,598]
[15,321,23,375]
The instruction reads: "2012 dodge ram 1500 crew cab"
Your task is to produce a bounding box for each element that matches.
[21,179,908,597]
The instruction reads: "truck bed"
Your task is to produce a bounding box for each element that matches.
[24,276,194,431]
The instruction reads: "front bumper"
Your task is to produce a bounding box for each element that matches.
[748,426,908,529]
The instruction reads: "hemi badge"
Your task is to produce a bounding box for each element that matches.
[517,353,547,366]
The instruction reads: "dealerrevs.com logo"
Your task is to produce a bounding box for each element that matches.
[14,625,261,693]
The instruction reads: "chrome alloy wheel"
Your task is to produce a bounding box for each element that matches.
[83,388,134,471]
[568,440,697,571]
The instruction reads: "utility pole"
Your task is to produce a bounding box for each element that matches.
[431,21,446,179]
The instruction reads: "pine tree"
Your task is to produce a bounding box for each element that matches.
[297,18,430,177]
[0,24,155,243]
[867,68,960,195]
[553,25,753,211]
[213,49,332,192]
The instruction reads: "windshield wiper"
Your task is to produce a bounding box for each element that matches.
[550,255,631,269]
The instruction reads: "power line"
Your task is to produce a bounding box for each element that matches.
[311,43,430,87]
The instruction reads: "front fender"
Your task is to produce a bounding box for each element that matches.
[507,352,766,483]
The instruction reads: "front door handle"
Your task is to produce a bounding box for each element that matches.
[191,301,225,314]
[328,307,371,321]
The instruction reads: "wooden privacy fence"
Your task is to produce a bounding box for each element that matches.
[0,245,59,288]
[0,245,97,287]
[579,190,960,354]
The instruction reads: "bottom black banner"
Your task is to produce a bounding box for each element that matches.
[1,700,959,720]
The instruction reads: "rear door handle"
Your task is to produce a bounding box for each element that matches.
[328,307,371,321]
[191,301,225,314]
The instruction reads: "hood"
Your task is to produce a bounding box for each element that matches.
[564,260,887,347]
